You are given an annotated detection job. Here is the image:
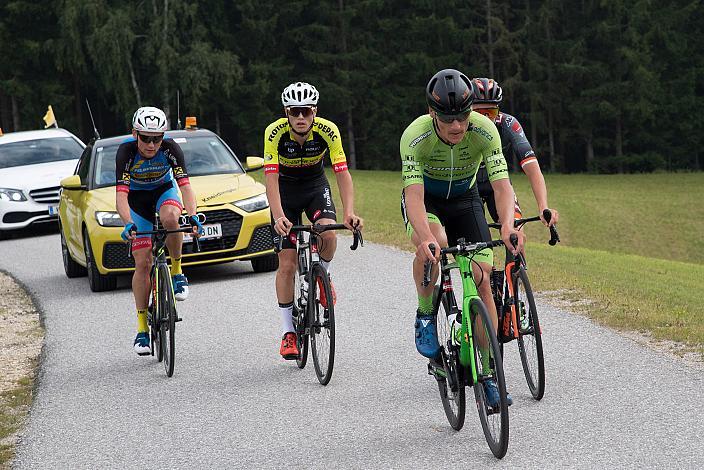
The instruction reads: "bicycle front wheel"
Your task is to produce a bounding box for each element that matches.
[471,298,509,459]
[158,263,176,377]
[514,268,545,400]
[149,276,163,363]
[310,264,335,385]
[293,269,309,369]
[434,286,465,430]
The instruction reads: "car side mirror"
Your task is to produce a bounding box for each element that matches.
[60,175,86,190]
[245,156,264,171]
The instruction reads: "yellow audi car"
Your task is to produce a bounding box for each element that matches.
[59,128,277,292]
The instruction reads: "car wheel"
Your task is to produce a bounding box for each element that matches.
[251,254,278,273]
[83,227,116,292]
[61,224,87,278]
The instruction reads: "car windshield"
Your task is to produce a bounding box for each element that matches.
[93,135,244,187]
[0,137,83,169]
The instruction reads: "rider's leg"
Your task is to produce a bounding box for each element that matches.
[275,248,297,334]
[160,200,184,268]
[411,221,447,313]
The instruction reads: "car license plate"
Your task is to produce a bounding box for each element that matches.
[183,223,222,242]
[48,205,58,216]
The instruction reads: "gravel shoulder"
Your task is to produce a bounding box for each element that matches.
[0,271,43,468]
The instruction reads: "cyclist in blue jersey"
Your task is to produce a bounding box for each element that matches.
[115,106,203,355]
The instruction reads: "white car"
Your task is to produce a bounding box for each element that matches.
[0,128,85,239]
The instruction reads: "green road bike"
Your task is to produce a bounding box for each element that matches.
[424,237,514,459]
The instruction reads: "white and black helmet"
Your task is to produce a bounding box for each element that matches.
[281,82,319,107]
[132,106,168,132]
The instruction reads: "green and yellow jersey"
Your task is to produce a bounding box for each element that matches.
[263,117,348,182]
[400,113,508,198]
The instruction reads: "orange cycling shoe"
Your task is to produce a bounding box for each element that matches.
[317,274,337,308]
[280,332,299,359]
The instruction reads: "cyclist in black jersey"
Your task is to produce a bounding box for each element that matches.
[264,82,363,359]
[115,106,203,356]
[471,78,559,227]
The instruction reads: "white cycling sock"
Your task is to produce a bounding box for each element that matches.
[279,303,294,335]
[320,259,331,273]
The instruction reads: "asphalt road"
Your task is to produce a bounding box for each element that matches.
[2,231,703,469]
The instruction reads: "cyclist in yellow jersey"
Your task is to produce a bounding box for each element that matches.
[264,82,363,359]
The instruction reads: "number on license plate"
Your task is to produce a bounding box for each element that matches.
[183,223,222,242]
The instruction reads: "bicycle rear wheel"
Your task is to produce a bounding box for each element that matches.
[310,264,335,385]
[514,268,545,400]
[433,286,465,430]
[158,263,176,377]
[293,269,309,369]
[471,298,509,459]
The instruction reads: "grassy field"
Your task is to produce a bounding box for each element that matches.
[252,170,704,355]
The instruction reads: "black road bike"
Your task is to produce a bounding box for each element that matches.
[277,223,362,385]
[130,215,201,377]
[488,209,559,400]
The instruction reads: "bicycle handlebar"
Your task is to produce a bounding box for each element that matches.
[275,223,364,252]
[421,235,517,287]
[127,226,201,258]
[488,209,560,246]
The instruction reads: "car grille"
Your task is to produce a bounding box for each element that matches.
[246,225,275,254]
[101,209,273,269]
[3,211,52,224]
[29,186,61,204]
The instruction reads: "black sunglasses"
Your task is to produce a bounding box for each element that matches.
[137,133,164,144]
[287,106,314,118]
[435,110,471,124]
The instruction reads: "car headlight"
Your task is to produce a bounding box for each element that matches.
[95,211,124,227]
[0,188,27,202]
[234,193,269,212]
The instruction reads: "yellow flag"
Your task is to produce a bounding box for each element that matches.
[43,105,57,128]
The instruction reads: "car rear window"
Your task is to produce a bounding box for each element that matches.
[94,136,244,187]
[0,137,83,169]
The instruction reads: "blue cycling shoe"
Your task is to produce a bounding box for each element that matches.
[483,378,513,408]
[414,311,441,359]
[133,332,151,356]
[173,274,189,301]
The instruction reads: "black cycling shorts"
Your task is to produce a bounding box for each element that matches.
[274,177,337,250]
[401,184,491,247]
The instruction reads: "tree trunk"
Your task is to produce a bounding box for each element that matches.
[215,107,221,135]
[0,91,10,132]
[12,96,20,131]
[161,0,170,119]
[586,132,595,172]
[547,105,555,172]
[346,111,356,169]
[487,0,494,77]
[129,57,142,106]
[73,73,85,140]
[338,0,356,169]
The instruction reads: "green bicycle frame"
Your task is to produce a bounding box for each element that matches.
[455,254,482,383]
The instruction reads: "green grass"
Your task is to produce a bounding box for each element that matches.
[252,169,704,354]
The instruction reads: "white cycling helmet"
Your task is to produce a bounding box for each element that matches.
[281,82,319,107]
[132,106,168,133]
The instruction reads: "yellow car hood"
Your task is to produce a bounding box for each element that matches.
[87,173,265,210]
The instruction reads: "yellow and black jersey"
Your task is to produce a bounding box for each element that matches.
[263,117,348,181]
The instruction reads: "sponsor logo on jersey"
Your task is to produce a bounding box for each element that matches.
[323,187,332,206]
[265,153,273,161]
[472,125,493,141]
[267,122,288,142]
[314,122,338,141]
[409,130,432,148]
[312,209,322,220]
[511,121,522,134]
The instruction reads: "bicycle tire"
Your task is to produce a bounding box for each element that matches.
[310,264,335,385]
[150,274,163,363]
[471,298,509,459]
[293,269,309,369]
[433,286,465,430]
[158,263,176,377]
[514,268,545,400]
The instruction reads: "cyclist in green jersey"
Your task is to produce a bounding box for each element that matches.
[400,69,525,407]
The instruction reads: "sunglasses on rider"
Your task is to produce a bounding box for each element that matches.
[473,107,499,120]
[137,133,164,144]
[435,110,471,124]
[287,106,314,118]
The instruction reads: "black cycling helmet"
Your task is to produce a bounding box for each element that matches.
[472,78,503,104]
[426,69,474,114]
